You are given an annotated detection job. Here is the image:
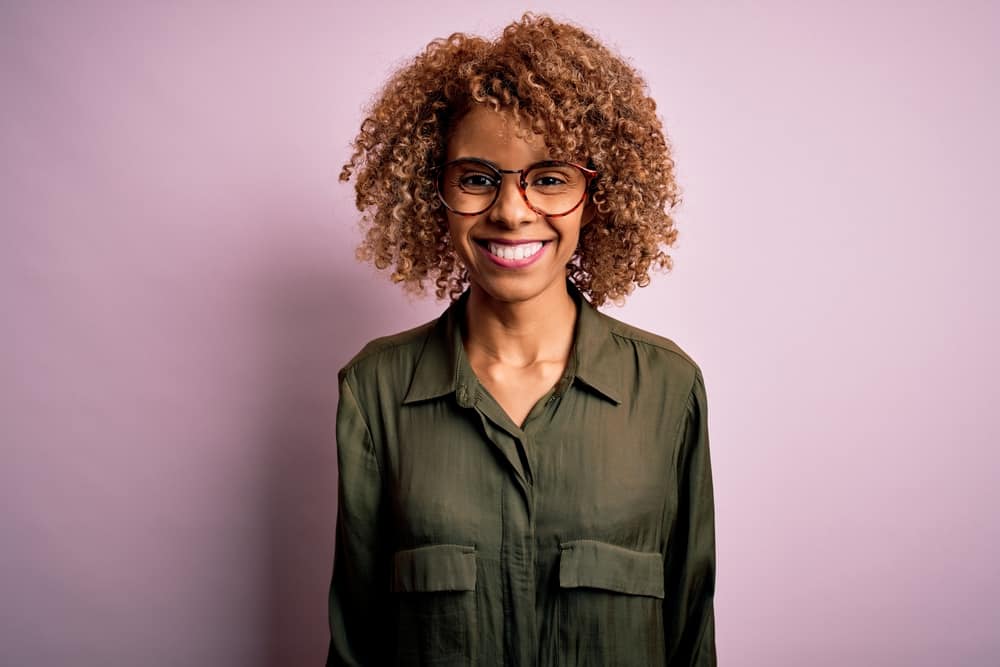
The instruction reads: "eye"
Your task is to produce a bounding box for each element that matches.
[527,166,578,192]
[531,174,568,187]
[459,172,499,189]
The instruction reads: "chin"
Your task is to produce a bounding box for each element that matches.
[469,273,566,305]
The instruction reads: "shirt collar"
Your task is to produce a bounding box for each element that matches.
[567,283,623,405]
[403,282,623,406]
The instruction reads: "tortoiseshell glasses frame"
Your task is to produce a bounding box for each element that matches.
[433,157,599,218]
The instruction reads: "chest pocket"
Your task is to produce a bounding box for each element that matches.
[556,540,666,666]
[559,539,664,598]
[391,543,478,666]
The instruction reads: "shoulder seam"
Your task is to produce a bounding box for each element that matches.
[607,329,699,370]
[339,321,436,374]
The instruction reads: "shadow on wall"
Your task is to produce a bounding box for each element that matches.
[256,227,415,666]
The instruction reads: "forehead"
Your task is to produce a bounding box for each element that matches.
[446,105,550,165]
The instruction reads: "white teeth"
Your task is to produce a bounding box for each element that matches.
[488,241,543,261]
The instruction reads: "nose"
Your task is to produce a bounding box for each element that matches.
[487,173,535,228]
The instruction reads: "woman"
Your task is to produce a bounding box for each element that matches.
[328,14,716,666]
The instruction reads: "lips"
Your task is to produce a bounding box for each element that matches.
[474,239,550,268]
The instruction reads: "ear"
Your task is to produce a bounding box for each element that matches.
[580,201,596,227]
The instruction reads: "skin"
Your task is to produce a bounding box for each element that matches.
[445,105,594,427]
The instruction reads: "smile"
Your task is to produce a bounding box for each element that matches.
[476,240,550,268]
[488,241,544,260]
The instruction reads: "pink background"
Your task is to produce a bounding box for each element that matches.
[3,2,998,665]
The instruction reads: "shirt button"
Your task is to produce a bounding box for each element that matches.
[457,386,470,406]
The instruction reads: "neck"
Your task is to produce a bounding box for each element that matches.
[464,282,577,368]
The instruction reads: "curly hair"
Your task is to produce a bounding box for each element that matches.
[340,13,681,306]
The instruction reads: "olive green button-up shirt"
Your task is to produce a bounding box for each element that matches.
[327,284,716,666]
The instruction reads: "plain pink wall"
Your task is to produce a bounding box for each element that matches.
[3,1,998,665]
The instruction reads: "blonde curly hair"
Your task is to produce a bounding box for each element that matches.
[340,13,681,306]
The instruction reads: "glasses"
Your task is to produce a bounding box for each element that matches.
[435,158,598,218]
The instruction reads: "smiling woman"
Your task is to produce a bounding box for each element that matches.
[339,14,680,307]
[329,12,716,667]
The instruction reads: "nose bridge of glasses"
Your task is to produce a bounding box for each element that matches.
[487,167,527,207]
[496,167,528,191]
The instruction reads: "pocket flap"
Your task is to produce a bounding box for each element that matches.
[392,544,477,593]
[559,540,664,599]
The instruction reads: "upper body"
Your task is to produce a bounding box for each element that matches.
[328,13,716,666]
[329,283,715,666]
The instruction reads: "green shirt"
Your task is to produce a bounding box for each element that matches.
[327,284,717,666]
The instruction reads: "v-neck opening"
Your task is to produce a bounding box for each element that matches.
[452,284,582,434]
[473,378,561,434]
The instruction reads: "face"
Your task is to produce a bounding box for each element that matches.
[443,105,593,306]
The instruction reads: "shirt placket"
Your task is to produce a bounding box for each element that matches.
[456,375,539,667]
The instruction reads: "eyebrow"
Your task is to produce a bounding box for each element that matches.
[448,157,566,171]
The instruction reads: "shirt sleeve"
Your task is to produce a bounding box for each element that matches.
[663,369,717,666]
[326,368,392,666]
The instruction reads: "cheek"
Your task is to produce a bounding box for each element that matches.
[444,216,461,242]
[445,217,476,256]
[555,220,584,247]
